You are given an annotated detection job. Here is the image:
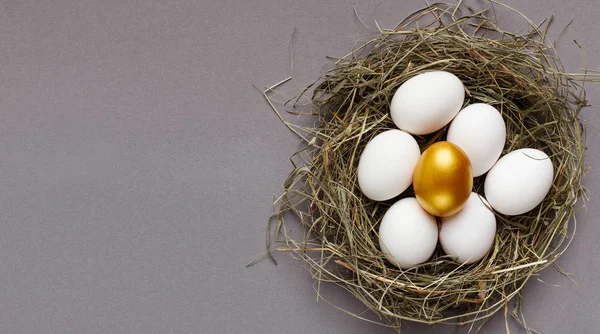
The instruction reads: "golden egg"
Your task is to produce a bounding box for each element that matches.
[413,141,473,217]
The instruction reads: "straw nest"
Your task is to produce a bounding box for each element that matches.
[263,2,593,332]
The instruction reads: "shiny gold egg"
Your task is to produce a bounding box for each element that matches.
[413,141,473,217]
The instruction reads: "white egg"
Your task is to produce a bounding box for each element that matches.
[440,193,496,264]
[447,103,506,177]
[357,129,420,201]
[484,148,554,215]
[379,198,438,269]
[390,71,465,135]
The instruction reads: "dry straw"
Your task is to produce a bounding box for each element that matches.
[260,1,597,332]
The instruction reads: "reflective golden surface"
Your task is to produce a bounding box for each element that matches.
[413,142,473,217]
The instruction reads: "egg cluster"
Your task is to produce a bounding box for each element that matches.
[357,71,554,269]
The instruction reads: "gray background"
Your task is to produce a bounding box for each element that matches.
[0,0,597,333]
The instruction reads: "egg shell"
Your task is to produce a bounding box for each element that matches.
[413,141,473,217]
[390,71,465,135]
[379,198,438,269]
[484,148,553,215]
[447,103,506,177]
[357,130,421,201]
[440,193,497,264]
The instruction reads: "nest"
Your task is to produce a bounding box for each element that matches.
[264,2,593,332]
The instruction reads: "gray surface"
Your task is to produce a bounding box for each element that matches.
[0,0,598,333]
